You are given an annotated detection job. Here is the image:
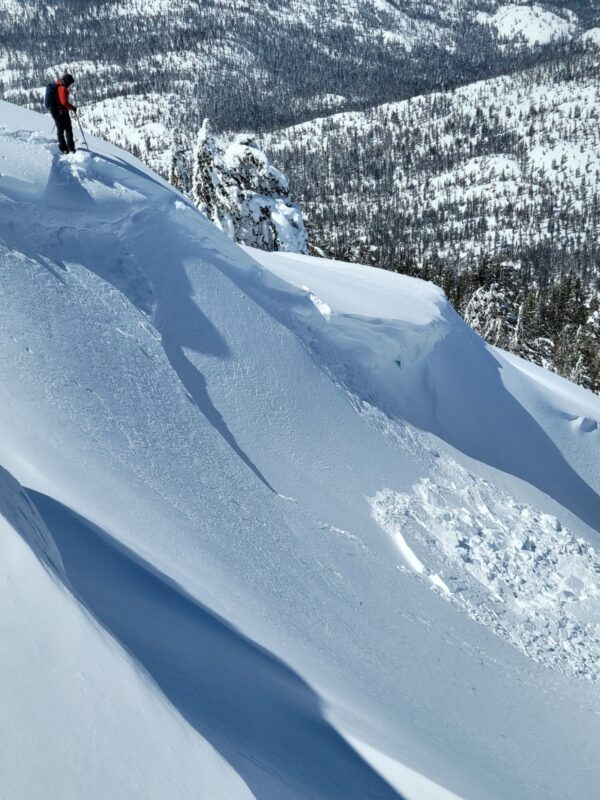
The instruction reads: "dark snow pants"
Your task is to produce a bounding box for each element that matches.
[52,108,75,153]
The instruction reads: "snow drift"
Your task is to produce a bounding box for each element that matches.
[1,101,600,800]
[0,465,254,800]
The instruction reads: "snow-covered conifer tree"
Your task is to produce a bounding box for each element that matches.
[191,119,308,253]
[169,129,189,194]
[192,119,219,217]
[463,280,517,349]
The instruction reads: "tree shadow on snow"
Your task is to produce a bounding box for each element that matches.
[35,156,275,493]
[30,490,403,800]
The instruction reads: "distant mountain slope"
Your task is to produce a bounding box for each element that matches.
[0,0,595,140]
[264,44,600,276]
[2,101,600,799]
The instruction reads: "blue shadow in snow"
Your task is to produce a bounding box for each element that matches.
[87,148,187,201]
[42,153,96,209]
[33,156,275,493]
[30,490,403,800]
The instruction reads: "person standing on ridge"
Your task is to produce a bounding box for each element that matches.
[48,73,77,154]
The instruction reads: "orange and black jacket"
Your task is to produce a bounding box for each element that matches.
[56,79,75,111]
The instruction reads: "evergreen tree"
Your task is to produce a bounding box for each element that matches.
[192,119,218,218]
[169,129,189,194]
[191,120,308,253]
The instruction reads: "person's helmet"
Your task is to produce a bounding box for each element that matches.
[62,73,74,87]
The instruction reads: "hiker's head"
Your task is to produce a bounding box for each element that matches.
[62,73,74,87]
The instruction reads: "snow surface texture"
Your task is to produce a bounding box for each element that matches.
[251,248,600,679]
[372,464,600,682]
[2,102,600,799]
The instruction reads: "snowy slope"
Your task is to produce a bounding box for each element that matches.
[582,26,600,46]
[0,466,254,800]
[477,4,579,46]
[2,102,600,799]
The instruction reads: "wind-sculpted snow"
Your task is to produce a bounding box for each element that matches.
[0,464,63,575]
[371,461,600,682]
[0,465,255,800]
[3,102,600,799]
[252,249,600,535]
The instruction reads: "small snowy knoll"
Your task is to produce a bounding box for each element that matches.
[2,102,600,800]
[581,27,600,46]
[477,4,578,45]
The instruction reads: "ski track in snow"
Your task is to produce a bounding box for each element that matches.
[371,456,600,682]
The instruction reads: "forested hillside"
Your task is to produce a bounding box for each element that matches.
[0,0,592,136]
[264,42,600,390]
[265,44,600,275]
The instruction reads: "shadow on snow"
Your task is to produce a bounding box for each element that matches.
[30,490,403,800]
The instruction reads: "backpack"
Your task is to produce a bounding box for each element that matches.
[44,82,58,112]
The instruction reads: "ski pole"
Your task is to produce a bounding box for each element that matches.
[75,111,89,150]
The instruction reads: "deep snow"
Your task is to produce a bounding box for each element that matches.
[1,101,600,799]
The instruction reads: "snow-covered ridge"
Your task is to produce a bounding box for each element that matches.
[477,4,579,46]
[2,101,600,799]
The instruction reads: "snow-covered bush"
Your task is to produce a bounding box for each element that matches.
[192,119,308,254]
[463,281,518,349]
